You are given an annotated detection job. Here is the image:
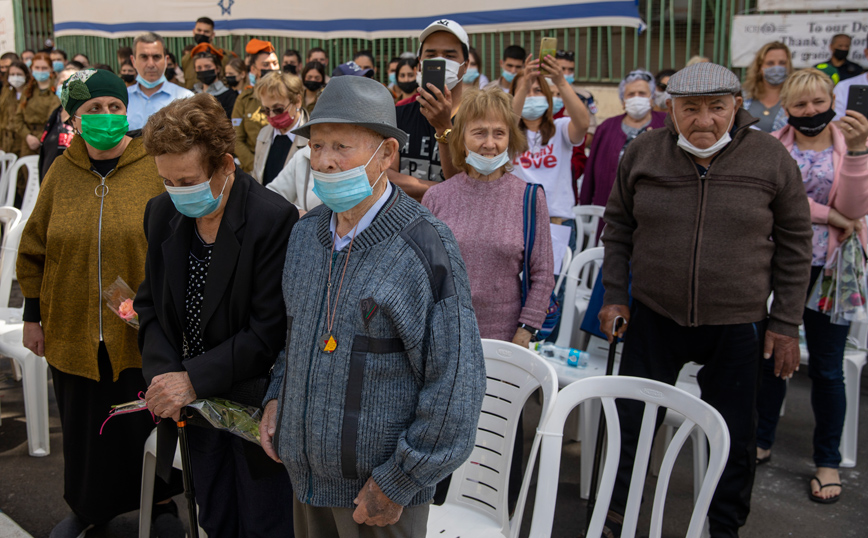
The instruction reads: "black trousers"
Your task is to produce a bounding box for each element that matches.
[609,301,765,538]
[187,425,295,537]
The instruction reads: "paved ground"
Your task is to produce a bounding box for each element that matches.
[2,357,867,537]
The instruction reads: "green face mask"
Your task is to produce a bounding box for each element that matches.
[77,113,129,151]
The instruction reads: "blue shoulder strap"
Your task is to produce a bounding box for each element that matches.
[521,183,541,307]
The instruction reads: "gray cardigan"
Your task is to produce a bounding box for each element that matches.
[265,185,486,508]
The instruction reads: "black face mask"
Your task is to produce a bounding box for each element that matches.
[787,107,836,137]
[197,69,218,85]
[283,63,297,74]
[833,48,850,61]
[165,68,176,81]
[193,34,210,45]
[397,80,418,95]
[121,73,136,83]
[225,75,238,88]
[304,80,324,92]
[258,69,274,81]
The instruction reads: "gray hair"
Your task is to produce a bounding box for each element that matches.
[133,32,166,55]
[618,69,656,101]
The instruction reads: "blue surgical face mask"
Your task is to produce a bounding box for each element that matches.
[55,84,63,98]
[564,74,575,85]
[522,96,550,121]
[552,96,565,115]
[463,68,480,84]
[388,72,396,85]
[32,71,50,83]
[312,140,385,213]
[502,69,517,83]
[24,59,32,68]
[248,72,256,87]
[465,146,509,176]
[166,172,229,218]
[137,73,166,89]
[52,61,64,72]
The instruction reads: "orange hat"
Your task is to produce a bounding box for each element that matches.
[245,38,275,56]
[190,43,224,62]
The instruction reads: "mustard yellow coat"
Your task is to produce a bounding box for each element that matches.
[17,135,165,381]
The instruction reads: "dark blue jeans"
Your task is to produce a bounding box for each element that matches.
[755,266,848,468]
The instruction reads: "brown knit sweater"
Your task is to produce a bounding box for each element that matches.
[17,135,165,381]
[602,109,812,337]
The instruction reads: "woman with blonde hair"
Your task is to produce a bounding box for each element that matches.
[251,71,308,186]
[742,41,793,132]
[756,68,868,504]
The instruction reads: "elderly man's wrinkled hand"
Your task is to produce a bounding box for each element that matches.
[353,477,403,527]
[260,400,282,463]
[145,371,197,421]
[599,304,630,343]
[764,330,800,379]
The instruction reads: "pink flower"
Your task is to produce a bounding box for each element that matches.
[850,293,865,307]
[118,299,137,321]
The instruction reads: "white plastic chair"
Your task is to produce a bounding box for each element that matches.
[572,204,606,252]
[0,151,17,206]
[139,428,207,538]
[554,247,604,349]
[5,155,39,221]
[529,376,730,538]
[426,339,559,538]
[0,206,50,456]
[553,246,572,296]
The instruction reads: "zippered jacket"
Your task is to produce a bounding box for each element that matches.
[602,108,812,337]
[17,135,165,381]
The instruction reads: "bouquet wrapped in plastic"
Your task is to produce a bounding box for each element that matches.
[103,276,139,329]
[806,233,868,326]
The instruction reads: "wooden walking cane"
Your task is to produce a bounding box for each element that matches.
[177,411,200,538]
[585,316,625,534]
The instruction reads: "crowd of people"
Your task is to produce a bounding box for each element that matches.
[2,12,867,538]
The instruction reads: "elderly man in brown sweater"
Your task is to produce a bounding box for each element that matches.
[598,62,812,537]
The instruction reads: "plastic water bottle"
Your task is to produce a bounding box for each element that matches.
[534,342,588,368]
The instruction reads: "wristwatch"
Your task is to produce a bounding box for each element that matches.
[847,148,868,156]
[517,323,540,340]
[434,129,452,144]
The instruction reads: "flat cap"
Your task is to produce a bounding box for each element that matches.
[666,62,741,97]
[292,75,408,148]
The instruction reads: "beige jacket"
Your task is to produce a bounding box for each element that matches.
[251,111,308,185]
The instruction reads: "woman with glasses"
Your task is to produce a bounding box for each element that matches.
[251,71,308,186]
[743,41,793,133]
[580,69,666,240]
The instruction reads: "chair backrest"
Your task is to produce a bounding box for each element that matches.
[439,339,558,538]
[553,246,572,296]
[0,206,23,308]
[0,152,17,206]
[528,376,730,538]
[555,247,604,348]
[572,204,606,251]
[9,156,40,221]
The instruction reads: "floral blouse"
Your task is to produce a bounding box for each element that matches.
[792,143,835,266]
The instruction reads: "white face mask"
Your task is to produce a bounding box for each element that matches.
[674,96,736,159]
[624,96,652,120]
[7,75,25,89]
[416,58,466,91]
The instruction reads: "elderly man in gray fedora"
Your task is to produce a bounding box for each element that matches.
[598,63,812,537]
[259,75,485,536]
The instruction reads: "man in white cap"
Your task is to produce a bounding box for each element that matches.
[599,62,812,537]
[260,75,485,536]
[388,19,469,200]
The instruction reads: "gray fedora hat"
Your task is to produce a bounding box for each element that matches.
[292,76,409,147]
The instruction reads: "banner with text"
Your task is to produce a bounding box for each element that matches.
[0,0,15,53]
[54,0,645,39]
[731,13,868,68]
[758,0,867,10]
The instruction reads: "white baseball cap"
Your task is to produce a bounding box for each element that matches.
[417,19,469,57]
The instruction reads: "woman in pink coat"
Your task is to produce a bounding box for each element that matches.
[756,68,868,504]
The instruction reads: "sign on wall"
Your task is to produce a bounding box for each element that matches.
[758,0,867,10]
[53,0,644,39]
[731,13,868,68]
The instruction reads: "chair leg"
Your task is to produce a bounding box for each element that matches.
[579,399,600,500]
[139,450,156,538]
[19,353,50,457]
[839,355,865,468]
[691,428,710,538]
[10,355,22,381]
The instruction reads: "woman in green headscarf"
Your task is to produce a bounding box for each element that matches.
[17,69,182,537]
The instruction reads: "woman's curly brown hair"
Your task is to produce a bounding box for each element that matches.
[142,92,235,174]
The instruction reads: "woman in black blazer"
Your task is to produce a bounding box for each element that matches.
[136,93,297,537]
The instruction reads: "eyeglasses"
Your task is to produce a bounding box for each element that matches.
[261,104,293,117]
[657,83,667,91]
[629,71,653,83]
[556,50,575,61]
